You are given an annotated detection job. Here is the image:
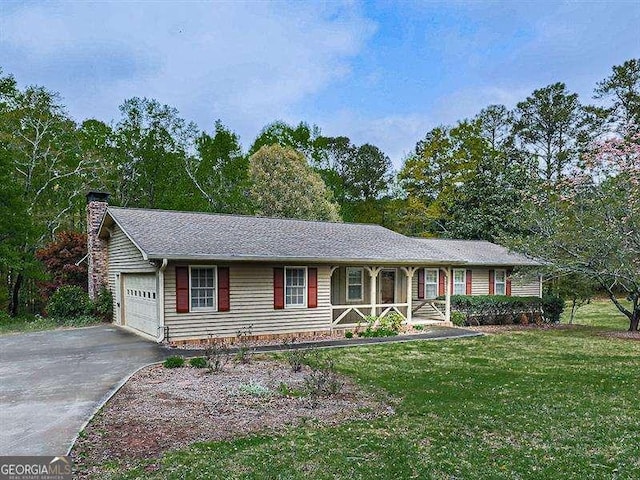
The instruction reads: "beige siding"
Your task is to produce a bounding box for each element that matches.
[331,267,371,304]
[164,263,332,341]
[511,273,541,297]
[470,268,490,295]
[107,225,156,324]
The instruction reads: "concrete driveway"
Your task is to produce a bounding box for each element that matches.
[0,325,165,455]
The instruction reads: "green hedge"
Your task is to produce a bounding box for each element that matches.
[443,295,564,326]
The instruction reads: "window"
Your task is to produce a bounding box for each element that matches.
[495,269,506,295]
[346,268,363,301]
[190,266,217,310]
[285,267,306,307]
[424,269,439,299]
[453,269,466,295]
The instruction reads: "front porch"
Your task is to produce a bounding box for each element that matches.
[329,265,453,329]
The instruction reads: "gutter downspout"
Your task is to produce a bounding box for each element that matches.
[157,259,168,343]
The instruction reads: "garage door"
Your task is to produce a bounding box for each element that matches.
[123,274,159,337]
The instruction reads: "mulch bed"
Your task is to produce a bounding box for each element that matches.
[71,358,394,478]
[466,323,584,334]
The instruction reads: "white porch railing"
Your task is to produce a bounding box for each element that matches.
[412,299,447,321]
[331,303,408,327]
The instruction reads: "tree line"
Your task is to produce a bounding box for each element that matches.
[1,59,639,327]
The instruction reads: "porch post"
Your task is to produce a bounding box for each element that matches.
[365,267,381,316]
[445,266,452,324]
[401,267,418,323]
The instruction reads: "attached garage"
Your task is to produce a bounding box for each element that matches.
[122,273,159,338]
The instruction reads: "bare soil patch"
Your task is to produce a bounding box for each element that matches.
[71,358,393,478]
[600,330,640,341]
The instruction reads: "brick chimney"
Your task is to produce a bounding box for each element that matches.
[86,191,110,300]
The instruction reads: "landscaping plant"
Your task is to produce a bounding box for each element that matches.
[163,356,185,368]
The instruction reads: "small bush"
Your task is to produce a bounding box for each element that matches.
[236,381,271,397]
[303,356,343,407]
[542,294,565,323]
[413,324,424,331]
[94,287,113,322]
[189,357,207,368]
[234,325,254,364]
[451,311,466,327]
[281,338,309,373]
[62,315,100,328]
[357,314,402,338]
[277,382,305,398]
[47,285,92,322]
[205,341,231,373]
[344,331,354,338]
[163,356,185,368]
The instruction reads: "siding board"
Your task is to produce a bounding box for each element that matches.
[164,263,332,341]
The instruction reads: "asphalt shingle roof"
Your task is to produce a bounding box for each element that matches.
[103,207,538,266]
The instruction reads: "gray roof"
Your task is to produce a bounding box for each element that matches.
[412,238,539,266]
[101,207,539,266]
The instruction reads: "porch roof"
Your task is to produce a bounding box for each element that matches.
[100,207,537,266]
[412,238,540,266]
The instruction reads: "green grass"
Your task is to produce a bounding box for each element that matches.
[0,314,102,335]
[102,301,640,479]
[561,298,631,330]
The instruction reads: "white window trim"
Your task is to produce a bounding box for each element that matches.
[285,266,308,309]
[494,269,507,295]
[453,268,467,295]
[424,268,439,299]
[189,265,218,312]
[346,267,364,302]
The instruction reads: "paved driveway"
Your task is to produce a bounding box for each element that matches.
[0,325,165,455]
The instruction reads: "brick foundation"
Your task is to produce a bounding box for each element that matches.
[167,329,337,347]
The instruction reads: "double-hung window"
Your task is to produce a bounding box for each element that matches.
[346,268,363,302]
[424,268,439,299]
[285,267,307,307]
[453,269,466,295]
[190,266,216,310]
[494,269,506,295]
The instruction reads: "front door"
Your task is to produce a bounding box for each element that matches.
[380,270,396,304]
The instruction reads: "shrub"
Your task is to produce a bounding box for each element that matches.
[189,357,207,368]
[47,285,92,322]
[451,310,466,326]
[163,356,185,368]
[204,341,230,373]
[542,294,565,323]
[94,287,113,322]
[236,381,271,397]
[344,331,354,338]
[446,295,546,326]
[281,338,309,373]
[303,356,343,406]
[234,325,254,364]
[357,313,402,338]
[413,324,424,331]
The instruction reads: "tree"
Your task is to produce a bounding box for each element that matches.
[550,273,597,324]
[248,145,341,221]
[595,58,640,133]
[35,231,87,301]
[512,131,640,330]
[185,120,251,214]
[513,82,601,183]
[342,144,391,201]
[111,97,199,210]
[249,120,325,167]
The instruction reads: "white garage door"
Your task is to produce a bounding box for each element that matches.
[123,274,159,337]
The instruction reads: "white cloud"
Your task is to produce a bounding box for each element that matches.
[0,1,376,143]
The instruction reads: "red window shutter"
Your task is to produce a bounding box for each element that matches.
[308,268,318,308]
[438,270,445,296]
[506,269,513,296]
[274,268,284,309]
[218,267,230,312]
[466,269,473,295]
[417,269,425,299]
[488,269,495,295]
[176,266,189,313]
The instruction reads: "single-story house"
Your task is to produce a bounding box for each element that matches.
[86,192,541,343]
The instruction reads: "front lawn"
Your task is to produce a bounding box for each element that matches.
[0,314,103,335]
[562,298,631,330]
[91,306,640,479]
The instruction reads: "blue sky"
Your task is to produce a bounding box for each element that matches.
[1,1,639,167]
